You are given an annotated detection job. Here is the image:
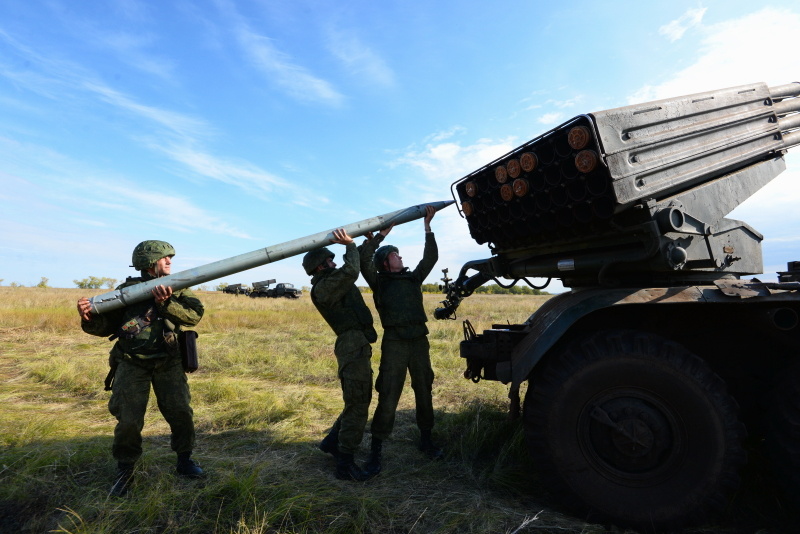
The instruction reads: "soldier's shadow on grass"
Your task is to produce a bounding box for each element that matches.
[1,407,797,534]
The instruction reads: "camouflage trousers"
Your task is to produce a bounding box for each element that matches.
[334,342,374,455]
[108,353,195,464]
[370,335,434,441]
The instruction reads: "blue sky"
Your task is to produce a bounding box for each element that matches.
[1,0,799,293]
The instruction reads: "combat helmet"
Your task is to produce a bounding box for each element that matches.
[303,247,335,275]
[374,245,399,272]
[131,240,176,271]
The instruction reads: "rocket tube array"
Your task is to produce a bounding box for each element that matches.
[456,119,615,249]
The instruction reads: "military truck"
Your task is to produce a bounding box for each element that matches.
[221,283,249,296]
[435,81,800,529]
[250,279,302,299]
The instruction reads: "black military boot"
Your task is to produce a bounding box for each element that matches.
[335,453,373,482]
[419,429,444,460]
[319,419,341,458]
[363,437,382,477]
[109,462,134,497]
[176,452,205,478]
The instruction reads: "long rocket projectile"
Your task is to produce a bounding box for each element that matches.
[88,200,455,315]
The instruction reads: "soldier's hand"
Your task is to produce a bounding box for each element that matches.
[77,297,93,321]
[424,205,435,232]
[379,224,394,237]
[152,284,173,303]
[330,228,354,245]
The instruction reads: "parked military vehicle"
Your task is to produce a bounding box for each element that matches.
[221,283,250,296]
[250,280,302,299]
[435,81,800,529]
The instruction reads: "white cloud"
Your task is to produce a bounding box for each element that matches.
[237,27,345,106]
[85,82,212,139]
[326,29,395,87]
[394,136,517,185]
[659,7,706,42]
[159,143,329,208]
[538,112,563,125]
[631,8,800,103]
[211,0,344,106]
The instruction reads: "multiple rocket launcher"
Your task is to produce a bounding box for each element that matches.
[448,81,800,288]
[455,81,800,253]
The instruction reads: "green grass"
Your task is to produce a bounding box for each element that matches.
[0,287,792,533]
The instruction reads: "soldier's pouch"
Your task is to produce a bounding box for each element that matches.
[339,352,373,403]
[179,330,199,373]
[340,366,373,404]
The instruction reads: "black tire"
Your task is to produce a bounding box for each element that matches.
[766,363,800,512]
[524,330,746,530]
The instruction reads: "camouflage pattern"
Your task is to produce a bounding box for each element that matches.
[309,242,376,454]
[131,240,175,271]
[109,353,193,463]
[372,336,434,439]
[81,273,204,463]
[360,232,439,440]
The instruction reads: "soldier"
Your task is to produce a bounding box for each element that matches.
[360,205,444,475]
[303,228,378,482]
[77,240,205,497]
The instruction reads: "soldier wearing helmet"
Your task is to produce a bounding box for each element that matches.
[76,240,205,497]
[303,229,378,482]
[359,205,444,474]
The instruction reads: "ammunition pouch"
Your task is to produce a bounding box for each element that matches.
[180,330,199,373]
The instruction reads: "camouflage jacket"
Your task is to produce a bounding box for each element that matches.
[310,242,377,355]
[360,232,438,339]
[81,274,204,359]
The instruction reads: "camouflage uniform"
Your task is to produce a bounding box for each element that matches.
[360,232,438,441]
[81,274,204,464]
[310,242,377,454]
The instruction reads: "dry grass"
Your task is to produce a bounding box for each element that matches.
[0,287,790,533]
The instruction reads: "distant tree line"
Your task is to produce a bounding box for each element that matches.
[419,283,549,295]
[0,277,50,288]
[74,276,118,289]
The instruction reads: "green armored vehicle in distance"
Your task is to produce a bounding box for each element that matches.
[436,80,800,530]
[221,283,250,296]
[250,280,302,299]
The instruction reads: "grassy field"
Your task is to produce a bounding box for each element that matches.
[0,287,792,533]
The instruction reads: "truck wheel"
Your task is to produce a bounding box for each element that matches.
[523,329,746,529]
[766,363,800,511]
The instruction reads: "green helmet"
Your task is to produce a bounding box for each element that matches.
[303,247,335,275]
[374,245,398,272]
[131,240,176,271]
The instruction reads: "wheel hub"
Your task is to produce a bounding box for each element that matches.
[582,391,684,481]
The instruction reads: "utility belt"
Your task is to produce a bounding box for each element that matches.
[103,313,200,390]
